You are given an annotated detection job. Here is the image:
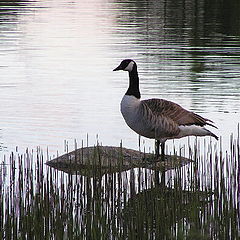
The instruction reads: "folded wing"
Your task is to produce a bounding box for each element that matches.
[142,98,217,128]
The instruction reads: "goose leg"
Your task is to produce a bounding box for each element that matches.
[155,140,165,161]
[155,140,160,158]
[161,142,165,156]
[160,142,165,161]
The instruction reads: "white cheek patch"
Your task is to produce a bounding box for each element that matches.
[124,61,134,72]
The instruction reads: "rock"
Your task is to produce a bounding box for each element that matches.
[46,146,192,177]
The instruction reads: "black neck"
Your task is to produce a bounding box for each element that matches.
[125,65,141,99]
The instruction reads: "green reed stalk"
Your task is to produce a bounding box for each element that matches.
[0,135,239,239]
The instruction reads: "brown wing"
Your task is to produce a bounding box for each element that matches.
[142,98,217,128]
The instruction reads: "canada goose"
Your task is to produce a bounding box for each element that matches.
[113,59,218,159]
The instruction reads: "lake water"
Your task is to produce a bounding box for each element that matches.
[1,1,240,238]
[0,0,240,157]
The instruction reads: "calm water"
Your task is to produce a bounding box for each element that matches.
[0,1,240,238]
[0,0,240,156]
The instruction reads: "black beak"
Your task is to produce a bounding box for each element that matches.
[113,65,122,71]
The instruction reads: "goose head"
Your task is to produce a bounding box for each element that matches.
[113,59,136,72]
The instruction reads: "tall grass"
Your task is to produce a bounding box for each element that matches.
[0,136,239,239]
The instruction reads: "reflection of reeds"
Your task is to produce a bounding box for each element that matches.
[0,136,239,239]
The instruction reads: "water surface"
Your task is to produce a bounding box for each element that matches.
[0,0,240,155]
[0,1,240,238]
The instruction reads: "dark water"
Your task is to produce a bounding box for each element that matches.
[0,0,240,154]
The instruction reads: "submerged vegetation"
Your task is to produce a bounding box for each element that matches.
[0,136,239,239]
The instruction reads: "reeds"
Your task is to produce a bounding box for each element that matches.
[0,135,239,239]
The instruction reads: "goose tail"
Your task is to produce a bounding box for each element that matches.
[178,125,218,140]
[206,129,219,140]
